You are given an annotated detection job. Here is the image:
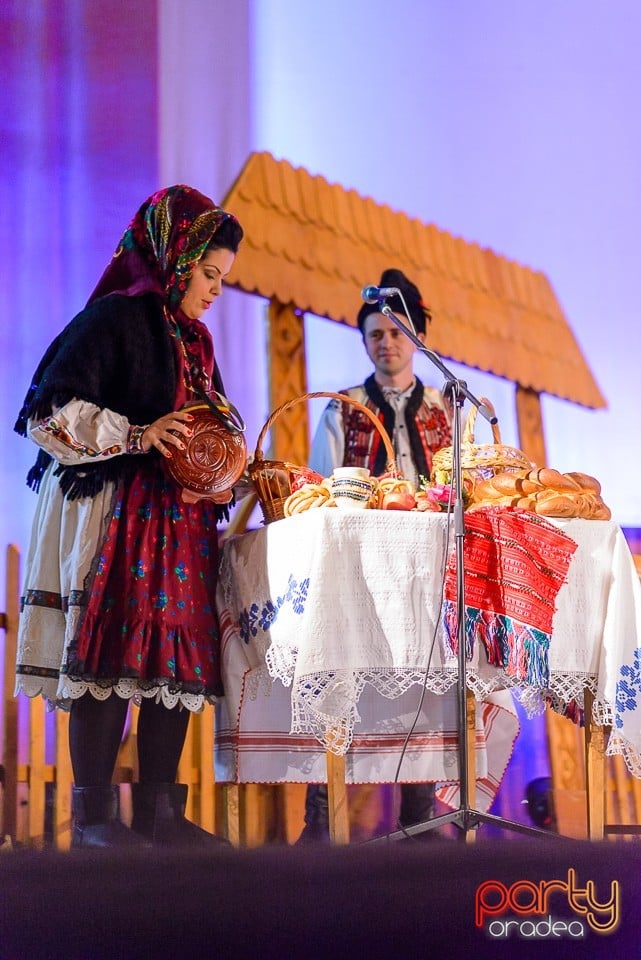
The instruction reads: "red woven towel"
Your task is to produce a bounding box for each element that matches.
[445,507,577,635]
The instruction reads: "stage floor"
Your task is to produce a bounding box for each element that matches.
[0,839,638,958]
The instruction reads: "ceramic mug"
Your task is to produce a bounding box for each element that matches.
[330,467,374,509]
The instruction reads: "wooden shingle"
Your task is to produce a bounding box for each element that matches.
[223,151,605,409]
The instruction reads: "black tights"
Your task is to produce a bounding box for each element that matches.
[69,694,191,787]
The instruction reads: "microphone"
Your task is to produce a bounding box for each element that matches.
[361,285,401,304]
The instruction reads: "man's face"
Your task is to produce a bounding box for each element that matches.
[362,311,424,380]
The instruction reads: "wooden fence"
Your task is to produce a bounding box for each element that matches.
[0,544,240,849]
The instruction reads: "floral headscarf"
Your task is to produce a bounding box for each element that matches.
[88,185,239,314]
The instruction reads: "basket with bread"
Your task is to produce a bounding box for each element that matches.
[431,397,533,491]
[279,466,611,521]
[249,391,398,523]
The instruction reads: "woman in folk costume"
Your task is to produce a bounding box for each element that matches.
[14,185,243,847]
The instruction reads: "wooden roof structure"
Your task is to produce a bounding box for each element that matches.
[223,151,605,410]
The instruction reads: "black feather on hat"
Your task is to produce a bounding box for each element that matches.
[357,268,431,335]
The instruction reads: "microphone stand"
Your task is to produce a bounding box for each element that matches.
[368,304,560,842]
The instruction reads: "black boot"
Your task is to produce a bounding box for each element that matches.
[71,785,150,849]
[296,783,331,844]
[399,782,439,840]
[399,782,435,826]
[131,782,228,847]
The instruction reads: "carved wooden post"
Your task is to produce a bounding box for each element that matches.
[266,300,310,461]
[514,386,547,469]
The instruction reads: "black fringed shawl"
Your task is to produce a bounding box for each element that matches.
[14,292,232,522]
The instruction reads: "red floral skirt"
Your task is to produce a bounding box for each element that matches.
[63,462,223,699]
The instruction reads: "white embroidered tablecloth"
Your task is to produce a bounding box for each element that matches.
[215,510,641,806]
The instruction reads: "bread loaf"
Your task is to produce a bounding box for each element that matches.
[527,468,582,492]
[469,467,610,520]
[565,471,602,494]
[534,495,579,518]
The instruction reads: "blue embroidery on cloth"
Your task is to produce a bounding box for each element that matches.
[238,575,310,643]
[614,647,641,728]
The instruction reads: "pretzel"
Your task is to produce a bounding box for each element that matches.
[283,482,333,516]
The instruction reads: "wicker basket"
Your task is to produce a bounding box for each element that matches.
[431,397,532,488]
[249,391,397,523]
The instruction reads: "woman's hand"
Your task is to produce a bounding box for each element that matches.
[181,487,233,505]
[141,411,194,457]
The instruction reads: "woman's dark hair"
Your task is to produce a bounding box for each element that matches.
[357,267,431,335]
[206,215,244,254]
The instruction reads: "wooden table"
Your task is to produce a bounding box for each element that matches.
[215,510,641,841]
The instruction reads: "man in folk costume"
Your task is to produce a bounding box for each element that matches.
[299,268,452,842]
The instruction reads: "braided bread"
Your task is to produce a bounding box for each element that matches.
[283,481,334,516]
[470,468,611,520]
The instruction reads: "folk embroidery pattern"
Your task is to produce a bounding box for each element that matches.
[239,575,310,643]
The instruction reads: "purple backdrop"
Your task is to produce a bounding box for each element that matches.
[2,0,640,832]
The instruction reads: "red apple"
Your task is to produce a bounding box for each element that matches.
[382,491,417,511]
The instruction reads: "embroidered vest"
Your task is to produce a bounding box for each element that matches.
[340,375,451,480]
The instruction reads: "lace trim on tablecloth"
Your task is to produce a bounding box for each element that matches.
[271,666,612,755]
[465,670,599,718]
[244,664,279,701]
[244,661,641,777]
[606,729,641,778]
[287,668,459,755]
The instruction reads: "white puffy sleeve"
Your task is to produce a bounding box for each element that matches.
[308,400,345,476]
[28,398,144,465]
